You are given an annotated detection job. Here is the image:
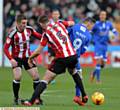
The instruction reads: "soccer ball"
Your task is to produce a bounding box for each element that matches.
[91,92,104,105]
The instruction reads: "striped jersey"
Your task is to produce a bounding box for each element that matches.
[4,26,42,60]
[40,21,76,58]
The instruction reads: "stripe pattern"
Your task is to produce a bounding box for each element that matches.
[8,27,32,58]
[41,22,76,58]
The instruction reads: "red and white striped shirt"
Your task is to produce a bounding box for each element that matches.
[4,26,42,60]
[40,21,76,58]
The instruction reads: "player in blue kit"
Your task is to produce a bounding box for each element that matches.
[68,17,95,105]
[90,11,119,83]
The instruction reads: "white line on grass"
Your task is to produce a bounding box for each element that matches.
[43,89,74,93]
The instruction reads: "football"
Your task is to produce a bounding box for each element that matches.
[91,92,105,105]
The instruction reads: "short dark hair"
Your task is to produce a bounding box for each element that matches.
[51,8,60,13]
[82,17,95,23]
[15,14,27,23]
[37,15,49,24]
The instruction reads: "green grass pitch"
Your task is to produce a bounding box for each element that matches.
[0,67,120,110]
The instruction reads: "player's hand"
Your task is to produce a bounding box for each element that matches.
[10,59,18,67]
[28,58,34,67]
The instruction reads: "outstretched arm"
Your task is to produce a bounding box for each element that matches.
[61,20,75,27]
[28,33,48,65]
[29,44,44,60]
[32,29,42,40]
[28,44,44,66]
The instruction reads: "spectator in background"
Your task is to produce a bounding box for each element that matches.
[3,0,120,49]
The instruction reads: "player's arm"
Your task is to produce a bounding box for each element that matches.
[29,44,44,60]
[4,37,13,60]
[28,33,48,64]
[110,22,119,37]
[27,26,42,40]
[81,33,92,54]
[4,37,18,67]
[61,20,75,27]
[32,29,42,40]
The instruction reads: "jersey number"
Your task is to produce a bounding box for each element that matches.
[56,31,67,44]
[73,38,82,51]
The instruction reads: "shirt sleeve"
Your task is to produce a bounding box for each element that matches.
[4,36,13,60]
[81,32,92,54]
[109,22,119,37]
[40,33,48,47]
[31,29,42,40]
[60,21,69,27]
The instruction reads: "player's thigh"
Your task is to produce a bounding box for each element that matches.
[22,58,39,79]
[48,58,66,74]
[27,67,40,80]
[13,67,22,80]
[23,58,36,70]
[103,50,107,62]
[67,55,78,75]
[12,58,22,80]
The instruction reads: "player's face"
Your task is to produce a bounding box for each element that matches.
[99,11,107,21]
[52,11,60,22]
[39,22,49,30]
[86,22,94,30]
[16,19,27,32]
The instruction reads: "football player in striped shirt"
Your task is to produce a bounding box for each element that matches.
[22,15,88,106]
[4,14,43,105]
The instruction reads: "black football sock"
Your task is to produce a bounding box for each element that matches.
[30,81,47,103]
[72,73,86,97]
[33,79,40,98]
[13,80,20,100]
[33,79,40,90]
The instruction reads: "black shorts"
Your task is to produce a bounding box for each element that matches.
[48,55,77,74]
[13,57,36,70]
[48,47,55,57]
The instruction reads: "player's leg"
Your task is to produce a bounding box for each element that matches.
[27,67,40,91]
[95,58,102,83]
[75,58,83,96]
[22,58,65,106]
[23,58,42,105]
[23,58,40,90]
[12,58,22,105]
[96,50,107,83]
[48,46,56,84]
[90,48,102,83]
[67,55,88,105]
[73,57,83,105]
[28,70,57,104]
[95,49,107,83]
[101,50,107,68]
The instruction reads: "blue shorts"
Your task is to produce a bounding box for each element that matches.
[94,45,107,61]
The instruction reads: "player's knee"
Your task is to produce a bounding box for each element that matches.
[31,72,40,79]
[14,75,22,81]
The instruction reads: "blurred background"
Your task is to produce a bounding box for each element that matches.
[1,0,120,67]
